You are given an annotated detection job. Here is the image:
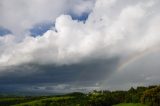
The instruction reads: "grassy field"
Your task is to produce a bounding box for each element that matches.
[11,95,89,106]
[13,96,75,106]
[113,103,148,106]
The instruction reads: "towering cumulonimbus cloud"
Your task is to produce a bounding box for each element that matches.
[0,0,160,92]
[0,0,160,67]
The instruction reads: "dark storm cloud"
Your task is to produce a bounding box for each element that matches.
[0,57,119,92]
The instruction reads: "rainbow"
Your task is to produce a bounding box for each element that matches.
[117,45,160,72]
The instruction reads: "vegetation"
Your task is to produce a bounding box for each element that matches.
[0,96,47,106]
[113,103,147,106]
[141,86,160,106]
[0,85,160,106]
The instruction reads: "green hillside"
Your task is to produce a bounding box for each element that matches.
[0,85,160,106]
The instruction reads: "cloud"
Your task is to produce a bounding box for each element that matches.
[1,0,160,67]
[0,0,160,92]
[0,0,95,35]
[0,58,119,92]
[102,49,160,90]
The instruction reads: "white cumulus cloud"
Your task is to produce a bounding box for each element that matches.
[0,0,160,70]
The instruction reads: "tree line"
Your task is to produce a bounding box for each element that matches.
[87,85,160,106]
[0,85,160,106]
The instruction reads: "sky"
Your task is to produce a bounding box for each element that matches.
[0,0,160,93]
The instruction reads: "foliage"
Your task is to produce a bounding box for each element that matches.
[0,96,45,106]
[141,85,160,106]
[0,85,159,106]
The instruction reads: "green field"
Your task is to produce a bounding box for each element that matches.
[13,96,75,106]
[0,85,160,106]
[113,103,148,106]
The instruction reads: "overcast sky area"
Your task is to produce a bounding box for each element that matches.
[0,0,160,93]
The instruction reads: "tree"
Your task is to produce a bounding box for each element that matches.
[141,85,160,106]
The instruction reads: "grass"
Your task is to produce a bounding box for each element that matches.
[113,103,148,106]
[13,96,74,106]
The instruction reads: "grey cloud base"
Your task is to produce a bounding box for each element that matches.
[0,58,119,93]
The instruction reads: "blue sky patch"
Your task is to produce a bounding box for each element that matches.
[30,13,89,37]
[70,12,89,22]
[0,27,11,36]
[30,22,54,37]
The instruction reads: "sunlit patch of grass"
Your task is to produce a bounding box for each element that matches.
[113,103,148,106]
